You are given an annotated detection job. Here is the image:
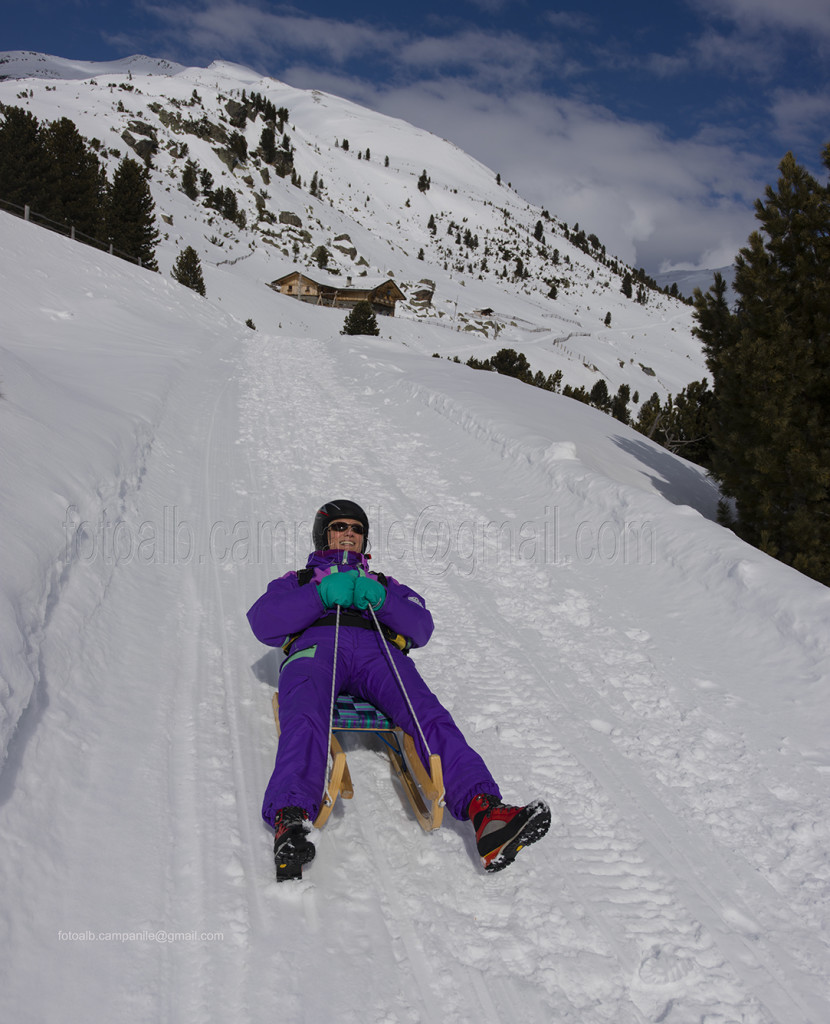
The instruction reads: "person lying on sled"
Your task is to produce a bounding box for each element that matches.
[247,499,550,880]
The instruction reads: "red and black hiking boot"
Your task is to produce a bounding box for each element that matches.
[469,794,551,873]
[273,806,315,881]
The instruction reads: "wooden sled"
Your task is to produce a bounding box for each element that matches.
[272,692,444,832]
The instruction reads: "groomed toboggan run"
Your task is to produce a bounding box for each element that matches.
[0,52,829,1022]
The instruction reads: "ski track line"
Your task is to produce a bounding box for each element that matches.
[196,357,265,1020]
[202,357,266,924]
[152,347,255,1024]
[161,565,211,1024]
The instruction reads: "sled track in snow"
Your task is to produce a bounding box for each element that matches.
[222,330,830,1023]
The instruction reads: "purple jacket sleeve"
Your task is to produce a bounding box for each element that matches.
[246,571,327,648]
[375,576,434,649]
[246,569,435,651]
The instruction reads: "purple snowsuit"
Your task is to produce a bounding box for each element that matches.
[247,549,501,826]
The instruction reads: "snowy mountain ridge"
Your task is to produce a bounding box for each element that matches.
[1,51,829,1024]
[1,50,706,405]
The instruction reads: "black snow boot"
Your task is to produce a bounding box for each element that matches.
[273,806,315,881]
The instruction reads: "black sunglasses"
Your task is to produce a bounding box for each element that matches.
[328,521,365,535]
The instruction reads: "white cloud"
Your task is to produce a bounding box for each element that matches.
[141,2,405,64]
[770,89,830,150]
[543,10,597,32]
[644,52,691,77]
[691,28,783,77]
[397,28,562,85]
[691,0,830,38]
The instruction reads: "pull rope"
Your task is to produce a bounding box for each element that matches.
[322,602,341,808]
[366,602,434,761]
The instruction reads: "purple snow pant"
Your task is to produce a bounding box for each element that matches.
[262,625,500,826]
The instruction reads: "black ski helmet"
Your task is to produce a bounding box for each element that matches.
[312,499,370,552]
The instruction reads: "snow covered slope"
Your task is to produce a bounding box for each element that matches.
[1,191,830,1023]
[1,51,705,407]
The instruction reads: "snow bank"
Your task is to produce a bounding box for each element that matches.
[0,213,235,765]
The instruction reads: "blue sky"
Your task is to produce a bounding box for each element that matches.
[4,0,830,274]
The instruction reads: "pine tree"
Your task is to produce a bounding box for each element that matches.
[635,392,664,439]
[171,245,206,296]
[106,157,160,269]
[42,116,106,237]
[274,134,294,178]
[610,384,631,424]
[228,130,248,165]
[0,105,60,216]
[589,379,610,412]
[341,300,380,336]
[489,348,532,383]
[621,272,633,298]
[693,146,830,583]
[259,125,277,164]
[664,380,714,467]
[181,159,199,200]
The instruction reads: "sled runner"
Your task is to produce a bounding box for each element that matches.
[272,692,444,832]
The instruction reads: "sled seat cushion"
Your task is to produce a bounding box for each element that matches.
[332,694,394,731]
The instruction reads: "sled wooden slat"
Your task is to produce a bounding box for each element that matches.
[271,692,443,831]
[388,731,444,832]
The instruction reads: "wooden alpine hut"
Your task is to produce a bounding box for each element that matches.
[268,272,405,316]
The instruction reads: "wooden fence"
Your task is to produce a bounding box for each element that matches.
[0,196,149,268]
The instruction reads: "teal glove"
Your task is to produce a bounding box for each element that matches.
[318,571,357,608]
[354,576,386,611]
